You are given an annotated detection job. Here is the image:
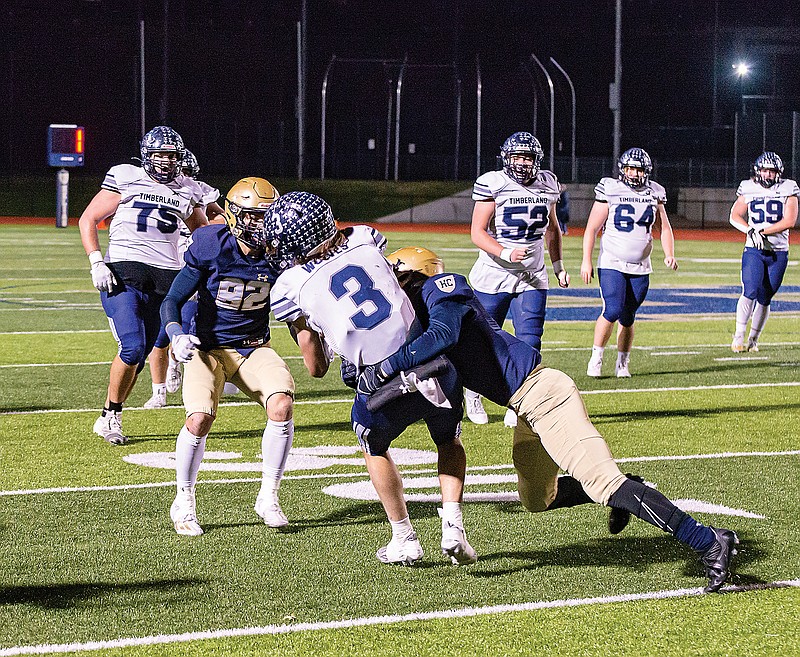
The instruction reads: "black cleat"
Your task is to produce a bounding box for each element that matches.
[608,474,645,535]
[699,527,739,593]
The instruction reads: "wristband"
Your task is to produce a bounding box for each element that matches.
[88,250,104,267]
[552,260,565,275]
[165,322,184,342]
[499,248,514,263]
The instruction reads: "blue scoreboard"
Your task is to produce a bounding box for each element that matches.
[47,124,85,167]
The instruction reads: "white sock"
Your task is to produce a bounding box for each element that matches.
[616,350,630,366]
[749,302,770,340]
[175,426,207,491]
[591,346,605,361]
[390,516,414,539]
[440,501,463,527]
[735,296,756,337]
[260,419,294,492]
[152,382,166,395]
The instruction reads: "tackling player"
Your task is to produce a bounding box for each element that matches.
[729,151,799,352]
[265,192,475,567]
[467,132,569,428]
[160,177,309,536]
[79,125,207,445]
[581,148,678,378]
[359,246,738,593]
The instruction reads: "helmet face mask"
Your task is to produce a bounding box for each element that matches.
[140,126,185,184]
[753,151,783,188]
[262,192,337,267]
[224,177,279,250]
[501,132,543,185]
[618,148,653,189]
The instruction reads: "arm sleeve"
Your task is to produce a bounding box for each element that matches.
[161,266,202,338]
[383,300,469,377]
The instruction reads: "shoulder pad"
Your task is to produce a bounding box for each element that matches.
[536,170,560,193]
[183,224,226,267]
[422,272,472,304]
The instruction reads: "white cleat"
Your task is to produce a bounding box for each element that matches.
[615,359,631,378]
[503,408,518,428]
[746,339,759,353]
[376,532,424,566]
[439,509,477,565]
[170,491,203,536]
[464,389,489,425]
[93,411,127,445]
[731,336,746,353]
[143,391,167,409]
[587,357,603,378]
[255,492,289,528]
[166,359,182,393]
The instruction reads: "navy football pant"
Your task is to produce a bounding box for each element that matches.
[473,288,548,351]
[598,268,649,327]
[741,247,788,306]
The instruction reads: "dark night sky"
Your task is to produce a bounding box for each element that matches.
[2,0,799,178]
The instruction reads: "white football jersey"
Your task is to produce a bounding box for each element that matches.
[102,164,203,269]
[270,226,416,367]
[176,180,220,260]
[469,169,560,293]
[594,177,667,275]
[735,178,799,251]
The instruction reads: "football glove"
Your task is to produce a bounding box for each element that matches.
[747,227,772,251]
[357,362,391,396]
[171,333,201,362]
[340,357,358,389]
[552,260,570,288]
[88,252,116,292]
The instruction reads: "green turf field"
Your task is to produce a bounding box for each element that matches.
[0,225,798,656]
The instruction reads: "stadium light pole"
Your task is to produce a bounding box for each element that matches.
[611,0,622,165]
[476,54,482,178]
[550,57,576,182]
[530,54,554,171]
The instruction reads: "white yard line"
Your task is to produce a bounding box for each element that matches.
[0,579,796,656]
[2,450,797,498]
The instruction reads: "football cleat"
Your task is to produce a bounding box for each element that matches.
[503,408,518,428]
[377,532,424,566]
[166,357,182,393]
[254,491,289,528]
[699,527,739,593]
[464,389,489,425]
[615,357,631,378]
[608,474,646,535]
[731,336,746,353]
[587,357,603,378]
[746,339,759,353]
[170,489,203,536]
[93,411,127,445]
[143,390,167,409]
[439,509,477,565]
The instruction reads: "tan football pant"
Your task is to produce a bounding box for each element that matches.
[508,366,627,511]
[182,345,295,417]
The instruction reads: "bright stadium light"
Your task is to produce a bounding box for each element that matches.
[733,62,750,78]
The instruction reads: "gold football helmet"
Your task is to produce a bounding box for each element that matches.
[223,177,279,248]
[387,246,444,276]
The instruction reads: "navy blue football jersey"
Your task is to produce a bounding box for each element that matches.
[385,272,541,406]
[180,224,282,349]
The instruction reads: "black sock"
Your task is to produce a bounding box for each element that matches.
[546,475,594,510]
[105,401,123,413]
[608,478,687,533]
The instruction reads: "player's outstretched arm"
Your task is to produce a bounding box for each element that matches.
[291,316,330,378]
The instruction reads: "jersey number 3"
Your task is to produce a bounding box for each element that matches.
[329,265,392,330]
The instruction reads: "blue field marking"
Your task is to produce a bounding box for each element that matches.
[544,285,800,321]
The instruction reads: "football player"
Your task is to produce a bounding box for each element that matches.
[466,132,569,428]
[159,177,309,536]
[79,125,207,445]
[360,246,739,593]
[729,151,799,352]
[147,149,227,404]
[265,192,475,567]
[581,148,678,378]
